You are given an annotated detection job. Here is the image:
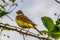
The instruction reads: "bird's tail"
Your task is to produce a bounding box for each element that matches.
[33,26,43,35]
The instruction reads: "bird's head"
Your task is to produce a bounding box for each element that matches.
[16,10,24,15]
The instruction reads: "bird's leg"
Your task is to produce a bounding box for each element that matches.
[26,28,30,36]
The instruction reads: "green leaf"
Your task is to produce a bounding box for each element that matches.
[56,19,60,25]
[0,11,8,17]
[4,23,10,26]
[52,25,60,32]
[51,32,60,39]
[10,0,16,3]
[41,16,54,31]
[41,30,48,35]
[2,27,10,30]
[0,5,5,10]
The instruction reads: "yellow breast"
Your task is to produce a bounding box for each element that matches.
[16,19,34,28]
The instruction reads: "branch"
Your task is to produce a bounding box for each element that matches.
[6,15,14,21]
[0,23,36,35]
[6,4,17,21]
[0,23,51,40]
[55,0,60,4]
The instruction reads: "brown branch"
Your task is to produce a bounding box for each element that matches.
[55,0,60,4]
[0,23,51,40]
[0,23,36,35]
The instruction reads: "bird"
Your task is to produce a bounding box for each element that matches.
[15,10,43,35]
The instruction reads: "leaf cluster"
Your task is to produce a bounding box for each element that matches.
[41,16,60,39]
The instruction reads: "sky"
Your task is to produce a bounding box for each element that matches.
[0,0,60,40]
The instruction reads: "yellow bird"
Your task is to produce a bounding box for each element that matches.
[15,10,36,28]
[15,10,43,35]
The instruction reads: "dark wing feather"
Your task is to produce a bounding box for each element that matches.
[16,15,36,26]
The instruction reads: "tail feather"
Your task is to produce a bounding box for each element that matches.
[34,26,43,35]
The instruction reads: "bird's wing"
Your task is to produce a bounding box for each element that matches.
[17,15,36,26]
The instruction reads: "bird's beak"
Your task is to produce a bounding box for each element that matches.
[16,12,19,14]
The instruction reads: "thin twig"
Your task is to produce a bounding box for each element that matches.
[55,0,60,4]
[8,4,13,12]
[9,5,16,13]
[23,34,25,40]
[6,15,14,21]
[6,4,17,21]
